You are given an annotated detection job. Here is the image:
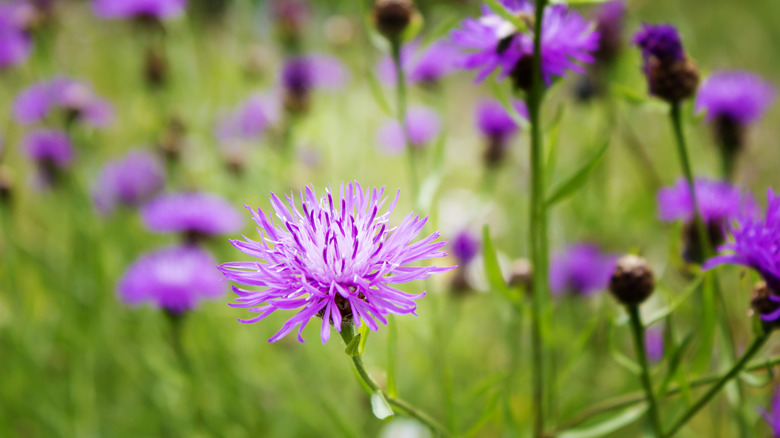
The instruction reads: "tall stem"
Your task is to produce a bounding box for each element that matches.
[527,1,550,436]
[390,39,419,200]
[663,332,771,437]
[627,305,663,435]
[338,326,450,437]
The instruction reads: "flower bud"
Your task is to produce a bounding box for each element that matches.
[644,57,700,103]
[373,0,415,41]
[751,282,780,330]
[609,255,654,306]
[508,258,533,293]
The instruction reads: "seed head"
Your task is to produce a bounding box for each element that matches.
[609,255,655,306]
[373,0,415,41]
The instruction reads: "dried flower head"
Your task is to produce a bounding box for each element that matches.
[220,182,453,343]
[373,0,415,41]
[609,255,654,306]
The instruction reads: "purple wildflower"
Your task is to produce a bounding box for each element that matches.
[695,71,776,125]
[22,129,73,188]
[219,182,453,344]
[657,178,750,225]
[118,245,224,314]
[633,23,699,102]
[0,2,32,70]
[549,244,616,296]
[593,0,625,64]
[142,192,243,237]
[215,94,280,143]
[645,326,664,362]
[377,106,440,154]
[633,23,683,64]
[281,54,350,94]
[759,388,780,437]
[377,39,460,86]
[451,230,480,265]
[705,190,780,305]
[271,0,311,41]
[93,150,165,215]
[13,77,114,127]
[475,99,527,140]
[93,0,187,20]
[450,1,598,88]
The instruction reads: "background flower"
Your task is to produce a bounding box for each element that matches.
[377,106,440,154]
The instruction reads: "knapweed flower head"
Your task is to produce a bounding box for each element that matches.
[22,129,73,188]
[451,230,480,265]
[633,23,699,102]
[93,150,165,215]
[377,39,460,86]
[215,94,280,143]
[142,192,243,237]
[657,178,751,225]
[13,77,114,127]
[593,0,625,64]
[118,245,224,314]
[377,106,440,154]
[549,243,616,296]
[220,182,453,343]
[0,2,33,70]
[450,0,598,89]
[695,71,776,126]
[759,388,780,437]
[281,54,349,113]
[705,190,780,318]
[93,0,187,20]
[475,98,527,140]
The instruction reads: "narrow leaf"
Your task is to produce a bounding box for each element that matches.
[558,405,648,438]
[366,72,393,116]
[545,105,565,181]
[490,80,529,129]
[358,323,370,356]
[370,391,394,420]
[608,320,641,375]
[546,138,610,207]
[482,225,516,303]
[484,0,528,33]
[345,333,362,357]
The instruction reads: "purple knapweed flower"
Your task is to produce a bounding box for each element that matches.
[633,23,699,102]
[450,1,598,89]
[549,243,616,296]
[93,0,187,20]
[645,326,664,362]
[93,150,165,215]
[281,54,349,93]
[451,230,480,265]
[118,245,224,314]
[0,2,33,70]
[695,71,776,126]
[759,388,780,437]
[219,182,453,344]
[705,190,780,310]
[142,192,243,237]
[475,99,527,140]
[377,39,460,86]
[22,129,73,188]
[13,77,114,127]
[657,178,750,225]
[215,94,280,143]
[377,106,440,154]
[593,0,625,64]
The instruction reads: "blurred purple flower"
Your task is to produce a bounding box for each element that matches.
[220,182,453,343]
[695,71,776,125]
[93,0,187,20]
[593,0,625,63]
[377,106,440,154]
[705,190,780,306]
[93,150,165,215]
[450,1,599,85]
[475,98,527,140]
[280,54,350,94]
[0,2,32,70]
[633,23,683,64]
[657,178,751,225]
[549,244,616,296]
[142,192,243,237]
[645,327,664,362]
[451,230,480,265]
[22,129,73,167]
[759,388,780,437]
[118,245,224,314]
[13,77,114,127]
[377,39,460,86]
[271,0,311,37]
[633,23,699,102]
[215,94,280,142]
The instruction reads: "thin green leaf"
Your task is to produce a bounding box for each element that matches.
[358,323,370,356]
[484,0,528,33]
[546,138,610,207]
[482,226,516,303]
[366,72,393,116]
[659,332,694,395]
[490,80,529,129]
[608,320,641,375]
[370,391,394,420]
[558,405,648,438]
[545,105,565,182]
[418,133,447,212]
[345,333,362,357]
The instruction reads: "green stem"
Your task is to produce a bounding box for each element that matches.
[547,350,780,436]
[527,1,550,436]
[338,326,450,437]
[390,39,419,201]
[627,305,663,435]
[663,332,771,437]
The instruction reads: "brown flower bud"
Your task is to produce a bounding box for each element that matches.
[682,220,725,265]
[373,0,415,41]
[645,56,699,103]
[751,282,780,330]
[609,255,655,306]
[508,258,533,293]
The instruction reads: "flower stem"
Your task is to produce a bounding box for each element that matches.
[663,332,771,437]
[527,1,550,436]
[339,326,451,437]
[390,38,419,202]
[627,305,663,435]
